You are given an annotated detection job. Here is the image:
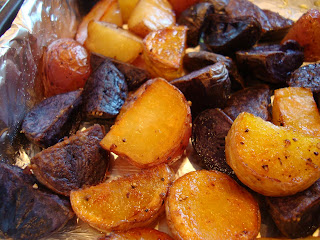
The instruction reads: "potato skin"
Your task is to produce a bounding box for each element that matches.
[42,38,91,97]
[225,112,320,197]
[166,170,261,240]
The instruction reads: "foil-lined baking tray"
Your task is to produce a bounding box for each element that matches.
[0,0,320,239]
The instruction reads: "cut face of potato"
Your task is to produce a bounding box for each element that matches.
[100,78,192,168]
[118,0,140,23]
[70,164,174,232]
[272,87,320,137]
[100,228,175,240]
[225,112,320,197]
[85,21,143,63]
[76,0,119,44]
[143,26,187,81]
[166,170,261,240]
[128,0,176,38]
[99,0,123,27]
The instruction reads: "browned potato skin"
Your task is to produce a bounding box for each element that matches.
[166,170,261,240]
[100,78,192,168]
[225,112,320,197]
[70,164,174,232]
[42,38,91,97]
[100,228,174,240]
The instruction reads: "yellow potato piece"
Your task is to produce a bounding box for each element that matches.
[85,21,143,63]
[225,112,320,197]
[143,25,187,81]
[272,87,320,137]
[99,0,123,27]
[166,170,261,240]
[100,78,192,168]
[70,164,174,232]
[128,0,175,38]
[118,0,139,23]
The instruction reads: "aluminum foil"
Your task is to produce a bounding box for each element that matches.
[1,0,320,239]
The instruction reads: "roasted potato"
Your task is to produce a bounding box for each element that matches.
[128,0,176,38]
[100,78,192,168]
[100,228,174,240]
[42,38,91,97]
[225,112,320,197]
[282,9,320,62]
[168,0,200,17]
[99,0,123,27]
[166,170,261,240]
[70,164,174,232]
[85,21,143,63]
[272,87,320,137]
[118,0,139,23]
[143,25,187,81]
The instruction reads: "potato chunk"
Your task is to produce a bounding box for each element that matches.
[70,164,174,232]
[118,0,139,23]
[143,26,187,81]
[85,21,143,63]
[272,87,320,137]
[166,170,261,240]
[128,0,176,38]
[100,78,192,168]
[225,112,320,197]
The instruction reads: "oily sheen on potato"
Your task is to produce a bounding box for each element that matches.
[272,87,320,137]
[70,164,174,232]
[100,78,192,168]
[166,170,261,240]
[225,112,320,197]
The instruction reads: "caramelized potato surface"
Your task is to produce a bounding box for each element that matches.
[166,170,261,240]
[282,9,320,61]
[70,164,174,232]
[100,78,192,168]
[225,112,320,196]
[101,228,174,240]
[85,21,143,63]
[273,87,320,137]
[143,26,187,80]
[128,0,176,38]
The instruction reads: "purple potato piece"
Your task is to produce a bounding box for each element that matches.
[266,179,320,238]
[200,14,262,56]
[288,63,320,93]
[91,53,151,91]
[223,85,271,121]
[178,2,214,47]
[183,50,244,90]
[192,108,235,176]
[30,124,109,196]
[83,59,128,119]
[236,40,304,84]
[171,62,231,118]
[0,163,74,240]
[21,89,83,148]
[225,0,293,41]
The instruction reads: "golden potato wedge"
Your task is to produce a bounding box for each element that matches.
[143,26,187,81]
[100,78,192,168]
[118,0,139,23]
[225,112,320,197]
[101,228,174,240]
[76,0,119,44]
[85,21,143,63]
[70,164,174,232]
[100,0,123,27]
[272,87,320,137]
[166,170,261,240]
[128,0,176,38]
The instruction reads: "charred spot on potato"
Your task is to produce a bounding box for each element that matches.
[22,89,83,148]
[236,40,304,85]
[171,62,231,118]
[178,2,215,47]
[0,163,74,240]
[30,124,109,196]
[83,60,128,119]
[223,85,271,121]
[200,14,262,56]
[192,108,235,177]
[266,179,320,238]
